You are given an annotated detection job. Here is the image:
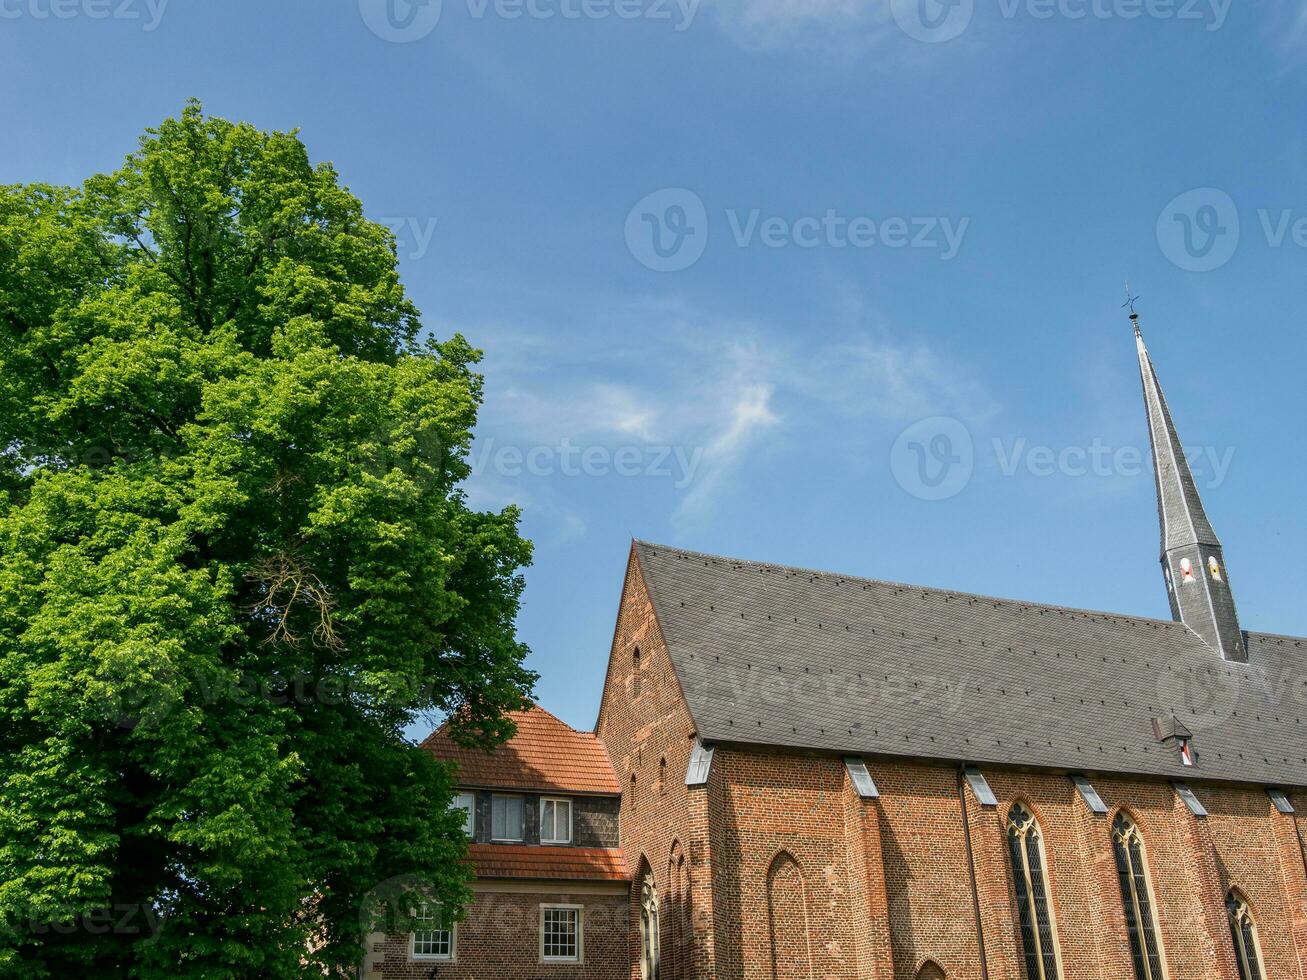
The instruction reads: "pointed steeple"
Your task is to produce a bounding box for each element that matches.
[1133,309,1246,662]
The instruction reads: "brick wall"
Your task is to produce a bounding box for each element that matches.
[369,887,629,980]
[596,550,715,979]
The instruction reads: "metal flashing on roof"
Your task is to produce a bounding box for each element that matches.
[1268,788,1295,814]
[964,765,998,807]
[1071,775,1108,814]
[1173,781,1209,818]
[685,740,715,787]
[844,757,879,799]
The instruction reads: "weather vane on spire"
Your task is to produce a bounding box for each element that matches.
[1122,282,1140,317]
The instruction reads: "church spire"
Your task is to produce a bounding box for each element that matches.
[1132,306,1246,662]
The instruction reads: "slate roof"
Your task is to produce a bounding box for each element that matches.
[423,705,620,796]
[466,844,629,882]
[634,541,1307,788]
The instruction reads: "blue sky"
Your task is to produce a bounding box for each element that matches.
[4,0,1305,734]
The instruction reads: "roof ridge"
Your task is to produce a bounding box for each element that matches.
[634,540,1295,637]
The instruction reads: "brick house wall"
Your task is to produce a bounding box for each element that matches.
[365,885,629,980]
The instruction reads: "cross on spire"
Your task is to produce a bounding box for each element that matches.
[1122,282,1141,317]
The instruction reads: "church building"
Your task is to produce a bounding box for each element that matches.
[372,313,1307,979]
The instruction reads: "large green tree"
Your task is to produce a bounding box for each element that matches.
[0,102,535,977]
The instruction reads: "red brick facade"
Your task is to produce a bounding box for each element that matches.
[366,885,629,979]
[592,549,1307,980]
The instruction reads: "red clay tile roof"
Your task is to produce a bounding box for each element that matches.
[467,844,630,882]
[421,704,621,796]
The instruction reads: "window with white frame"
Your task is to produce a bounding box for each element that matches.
[491,794,525,842]
[540,797,573,844]
[451,792,475,837]
[410,903,454,961]
[541,905,582,962]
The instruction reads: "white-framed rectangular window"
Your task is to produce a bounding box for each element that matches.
[451,792,475,837]
[540,797,573,845]
[540,904,582,963]
[491,794,525,842]
[410,903,454,961]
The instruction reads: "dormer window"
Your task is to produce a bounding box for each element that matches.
[1207,556,1223,581]
[491,794,525,842]
[451,791,475,837]
[1179,557,1195,583]
[540,798,573,844]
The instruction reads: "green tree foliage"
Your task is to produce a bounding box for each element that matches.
[0,102,535,977]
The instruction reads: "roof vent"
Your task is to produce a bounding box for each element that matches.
[685,740,715,787]
[844,757,879,799]
[1071,774,1108,814]
[1268,788,1295,814]
[963,766,998,807]
[1153,716,1197,767]
[1173,781,1208,818]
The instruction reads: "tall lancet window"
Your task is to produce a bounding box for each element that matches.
[1006,804,1060,980]
[640,875,660,980]
[1227,892,1265,980]
[1112,814,1167,980]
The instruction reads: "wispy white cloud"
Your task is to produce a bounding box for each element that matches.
[705,0,894,54]
[673,380,780,524]
[459,293,996,535]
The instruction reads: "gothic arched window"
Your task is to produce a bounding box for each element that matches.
[1007,804,1060,980]
[1112,813,1166,980]
[640,874,660,980]
[1227,892,1265,980]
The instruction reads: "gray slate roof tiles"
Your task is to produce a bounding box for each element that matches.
[634,541,1307,788]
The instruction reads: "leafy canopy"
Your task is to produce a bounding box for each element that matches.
[0,101,535,977]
